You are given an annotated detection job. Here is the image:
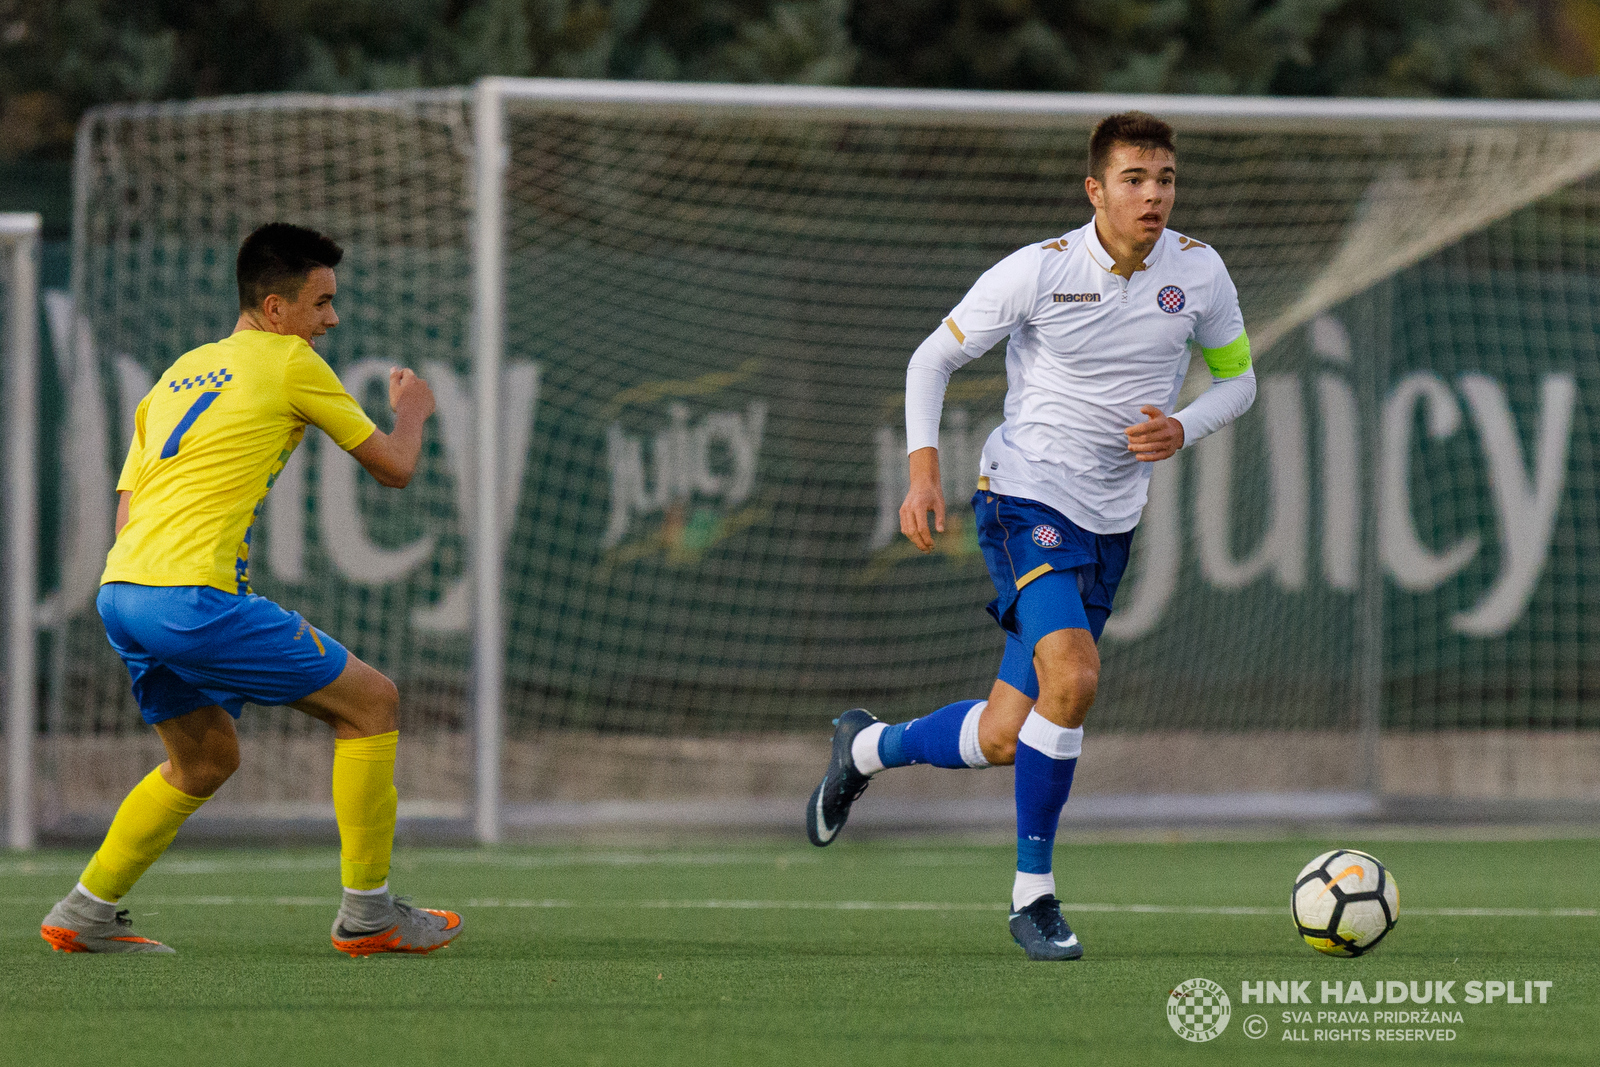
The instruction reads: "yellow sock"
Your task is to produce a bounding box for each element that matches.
[332,731,399,891]
[79,768,210,902]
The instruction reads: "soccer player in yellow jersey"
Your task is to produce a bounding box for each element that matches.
[40,223,463,956]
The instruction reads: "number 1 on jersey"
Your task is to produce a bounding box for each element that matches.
[161,390,222,459]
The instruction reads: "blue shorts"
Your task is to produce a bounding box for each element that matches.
[97,582,349,725]
[972,489,1133,700]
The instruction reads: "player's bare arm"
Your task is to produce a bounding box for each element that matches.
[348,368,435,488]
[900,446,946,552]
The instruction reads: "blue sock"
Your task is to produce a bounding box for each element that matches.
[878,699,981,769]
[1014,740,1078,874]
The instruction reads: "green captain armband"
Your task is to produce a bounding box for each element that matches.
[1200,331,1251,379]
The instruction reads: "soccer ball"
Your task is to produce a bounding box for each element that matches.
[1291,849,1398,957]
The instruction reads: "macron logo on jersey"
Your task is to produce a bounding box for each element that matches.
[1053,293,1101,304]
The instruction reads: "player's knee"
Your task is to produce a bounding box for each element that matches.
[1041,664,1099,723]
[980,734,1018,766]
[1065,664,1099,715]
[369,673,400,733]
[213,743,242,785]
[174,743,239,797]
[978,714,1019,765]
[322,669,399,738]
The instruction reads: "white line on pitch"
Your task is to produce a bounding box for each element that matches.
[1410,906,1600,917]
[0,851,820,878]
[621,901,1600,918]
[0,896,1592,918]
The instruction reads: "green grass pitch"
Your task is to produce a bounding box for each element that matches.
[2,835,1596,1066]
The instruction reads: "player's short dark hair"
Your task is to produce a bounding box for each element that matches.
[236,223,343,310]
[1088,112,1176,183]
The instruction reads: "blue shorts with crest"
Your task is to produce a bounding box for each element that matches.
[97,582,349,725]
[972,488,1133,700]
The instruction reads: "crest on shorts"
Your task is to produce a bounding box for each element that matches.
[1157,286,1186,313]
[1031,525,1062,549]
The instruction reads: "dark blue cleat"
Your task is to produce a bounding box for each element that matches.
[805,709,881,847]
[1009,895,1084,960]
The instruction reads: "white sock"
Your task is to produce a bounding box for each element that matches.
[1017,712,1083,759]
[958,701,991,768]
[1012,871,1056,911]
[75,882,116,906]
[343,883,389,896]
[851,722,887,775]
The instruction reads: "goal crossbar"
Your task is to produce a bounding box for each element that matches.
[487,77,1600,127]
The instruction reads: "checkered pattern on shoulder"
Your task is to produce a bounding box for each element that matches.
[169,368,233,392]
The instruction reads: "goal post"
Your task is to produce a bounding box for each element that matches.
[1,212,40,850]
[38,83,1600,847]
[472,79,508,845]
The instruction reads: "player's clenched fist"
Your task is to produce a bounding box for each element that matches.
[1124,404,1184,462]
[388,366,436,418]
[900,446,946,553]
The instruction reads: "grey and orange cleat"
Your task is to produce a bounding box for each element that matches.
[331,892,464,956]
[805,708,881,847]
[40,888,176,953]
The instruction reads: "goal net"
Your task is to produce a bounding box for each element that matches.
[56,94,474,831]
[43,84,1600,837]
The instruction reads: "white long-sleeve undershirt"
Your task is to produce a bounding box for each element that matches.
[904,325,972,453]
[903,323,1256,454]
[1172,367,1256,446]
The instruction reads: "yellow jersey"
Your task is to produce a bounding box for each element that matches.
[102,330,377,594]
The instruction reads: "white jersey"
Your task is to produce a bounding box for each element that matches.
[922,220,1248,534]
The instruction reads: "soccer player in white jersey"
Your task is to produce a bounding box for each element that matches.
[805,112,1256,960]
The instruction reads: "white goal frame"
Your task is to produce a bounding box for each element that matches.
[1,212,39,851]
[14,83,1600,848]
[467,79,1600,843]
